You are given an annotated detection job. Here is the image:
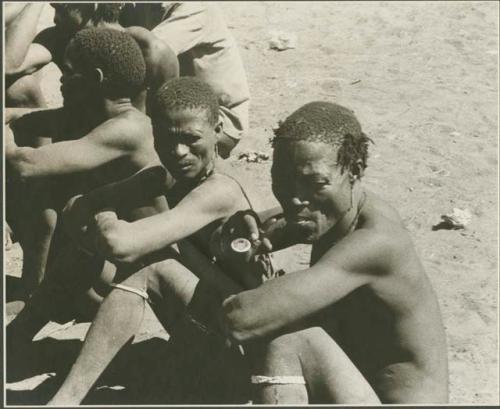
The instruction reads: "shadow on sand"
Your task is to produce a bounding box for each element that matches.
[7,326,250,405]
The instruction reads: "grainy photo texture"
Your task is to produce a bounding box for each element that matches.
[3,1,499,406]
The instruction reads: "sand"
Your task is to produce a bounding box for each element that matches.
[4,1,499,405]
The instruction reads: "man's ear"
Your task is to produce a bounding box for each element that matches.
[92,67,105,84]
[214,113,224,140]
[353,159,364,179]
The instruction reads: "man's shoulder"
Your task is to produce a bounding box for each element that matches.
[125,26,154,46]
[108,109,152,134]
[197,173,248,210]
[96,110,153,147]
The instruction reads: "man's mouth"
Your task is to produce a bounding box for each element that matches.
[287,215,315,228]
[177,162,193,172]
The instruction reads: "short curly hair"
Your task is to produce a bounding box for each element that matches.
[273,101,373,176]
[150,77,219,125]
[69,27,146,99]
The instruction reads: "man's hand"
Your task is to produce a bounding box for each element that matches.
[215,210,274,260]
[94,210,134,264]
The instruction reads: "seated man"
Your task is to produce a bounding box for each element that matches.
[219,102,449,403]
[46,77,269,405]
[5,3,179,113]
[5,27,169,298]
[120,2,250,158]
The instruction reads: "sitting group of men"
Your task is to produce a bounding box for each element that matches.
[4,2,449,405]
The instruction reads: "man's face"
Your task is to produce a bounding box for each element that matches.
[51,4,87,34]
[153,108,219,181]
[271,139,352,243]
[60,42,96,107]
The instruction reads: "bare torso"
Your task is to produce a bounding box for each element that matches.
[311,192,448,403]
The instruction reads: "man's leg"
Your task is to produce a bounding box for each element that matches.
[217,102,248,159]
[19,206,57,298]
[250,327,381,404]
[248,334,308,404]
[49,247,241,406]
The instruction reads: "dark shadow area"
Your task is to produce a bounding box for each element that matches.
[432,221,463,231]
[7,325,250,405]
[6,275,25,302]
[6,338,81,405]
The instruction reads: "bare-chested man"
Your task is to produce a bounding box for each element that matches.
[218,102,449,404]
[44,77,271,405]
[5,27,171,299]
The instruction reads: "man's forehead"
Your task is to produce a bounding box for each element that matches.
[274,139,336,161]
[156,107,211,125]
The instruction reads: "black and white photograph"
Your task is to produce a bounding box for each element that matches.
[2,1,499,406]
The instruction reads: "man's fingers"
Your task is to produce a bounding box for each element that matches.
[94,209,118,229]
[243,214,260,241]
[262,237,273,252]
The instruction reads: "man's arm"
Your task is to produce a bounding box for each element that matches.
[150,2,208,55]
[93,175,244,264]
[61,166,168,246]
[222,228,400,343]
[6,108,58,148]
[213,207,305,258]
[125,26,179,88]
[5,114,149,181]
[5,3,46,75]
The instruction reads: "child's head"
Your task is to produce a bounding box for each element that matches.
[61,27,146,106]
[271,101,372,242]
[150,77,222,182]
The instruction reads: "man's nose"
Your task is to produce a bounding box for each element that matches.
[172,143,189,158]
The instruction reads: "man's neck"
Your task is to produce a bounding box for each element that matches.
[102,98,136,118]
[66,98,136,129]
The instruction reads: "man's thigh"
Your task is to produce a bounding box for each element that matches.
[293,327,381,404]
[127,250,225,337]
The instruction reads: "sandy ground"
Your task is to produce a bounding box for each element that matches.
[4,1,499,405]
